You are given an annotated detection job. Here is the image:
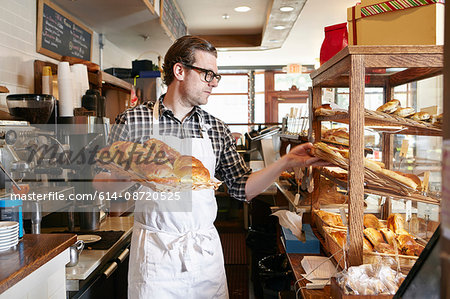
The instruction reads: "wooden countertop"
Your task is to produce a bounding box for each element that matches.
[287,253,332,299]
[0,234,76,294]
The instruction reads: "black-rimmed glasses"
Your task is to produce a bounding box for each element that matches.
[183,64,221,83]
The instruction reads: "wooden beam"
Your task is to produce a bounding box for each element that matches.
[348,54,365,266]
[197,34,262,48]
[389,67,443,87]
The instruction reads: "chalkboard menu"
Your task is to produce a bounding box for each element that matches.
[160,0,187,40]
[37,0,93,61]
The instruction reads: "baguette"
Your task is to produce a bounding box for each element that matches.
[376,99,400,114]
[393,171,422,191]
[379,169,418,190]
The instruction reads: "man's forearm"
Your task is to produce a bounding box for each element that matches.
[244,156,289,201]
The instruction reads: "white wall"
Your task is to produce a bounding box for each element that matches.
[0,0,134,112]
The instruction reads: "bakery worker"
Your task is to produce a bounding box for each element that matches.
[94,35,328,299]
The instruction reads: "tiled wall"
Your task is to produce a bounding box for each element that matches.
[0,0,134,112]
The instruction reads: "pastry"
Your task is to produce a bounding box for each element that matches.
[387,214,404,234]
[394,107,415,118]
[363,237,374,253]
[431,113,443,125]
[315,104,332,115]
[410,112,430,121]
[331,231,346,248]
[364,228,385,247]
[316,210,345,227]
[374,243,396,254]
[363,214,380,229]
[396,234,423,256]
[376,99,400,114]
[380,228,396,246]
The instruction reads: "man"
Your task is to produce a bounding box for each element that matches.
[94,35,327,299]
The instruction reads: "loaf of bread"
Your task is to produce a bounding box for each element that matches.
[364,228,385,247]
[387,214,404,234]
[376,99,400,114]
[363,214,381,229]
[410,112,430,121]
[394,107,415,118]
[97,140,211,187]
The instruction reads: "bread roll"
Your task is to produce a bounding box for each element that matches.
[136,162,180,186]
[376,99,400,114]
[364,228,385,247]
[143,138,181,164]
[378,169,418,190]
[394,107,415,118]
[173,155,210,183]
[363,214,380,229]
[410,112,430,121]
[387,214,404,234]
[380,228,396,246]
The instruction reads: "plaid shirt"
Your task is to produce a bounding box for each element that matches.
[108,95,251,201]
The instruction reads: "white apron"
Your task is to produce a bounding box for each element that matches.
[128,101,228,299]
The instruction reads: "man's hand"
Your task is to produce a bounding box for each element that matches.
[282,142,331,169]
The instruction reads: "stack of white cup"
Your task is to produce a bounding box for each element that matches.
[71,64,90,108]
[57,61,74,117]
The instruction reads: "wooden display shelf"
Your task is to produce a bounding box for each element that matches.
[100,71,133,92]
[320,171,440,205]
[310,45,443,267]
[316,109,442,136]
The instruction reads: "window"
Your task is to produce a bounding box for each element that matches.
[274,73,312,91]
[202,74,249,136]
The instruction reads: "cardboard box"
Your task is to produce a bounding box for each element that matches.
[281,224,320,254]
[347,1,444,45]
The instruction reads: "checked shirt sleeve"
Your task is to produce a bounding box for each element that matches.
[215,125,252,201]
[108,111,130,144]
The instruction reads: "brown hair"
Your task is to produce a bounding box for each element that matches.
[162,35,217,86]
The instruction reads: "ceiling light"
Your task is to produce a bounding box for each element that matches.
[280,6,294,12]
[234,6,251,12]
[222,13,230,19]
[273,25,286,30]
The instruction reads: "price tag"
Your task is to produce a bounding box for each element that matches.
[423,171,430,193]
[399,139,409,158]
[294,193,301,206]
[405,200,412,222]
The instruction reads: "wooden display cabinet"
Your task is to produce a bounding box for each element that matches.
[309,45,443,267]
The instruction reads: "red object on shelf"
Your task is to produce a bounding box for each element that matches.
[320,23,348,65]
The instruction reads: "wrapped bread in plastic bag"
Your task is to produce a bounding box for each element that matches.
[336,258,406,295]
